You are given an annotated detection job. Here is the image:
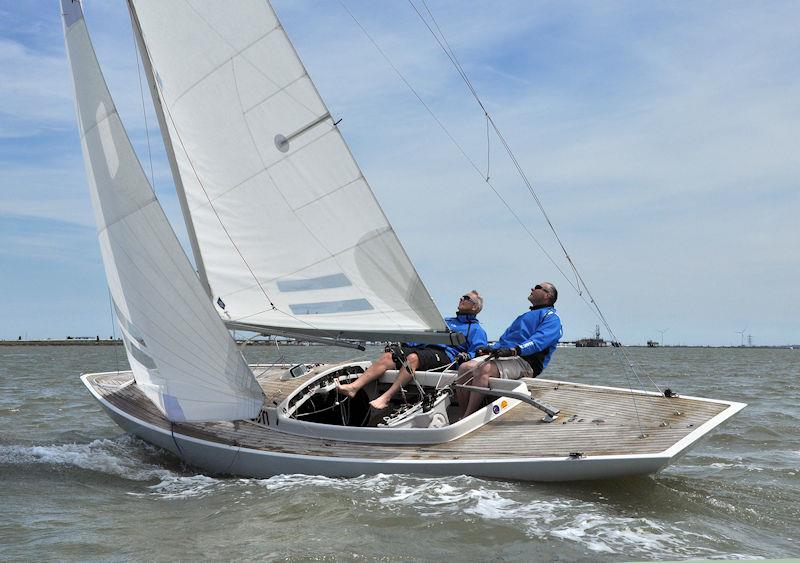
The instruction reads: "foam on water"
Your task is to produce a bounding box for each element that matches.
[708,460,766,473]
[0,437,237,501]
[135,474,225,499]
[450,487,717,558]
[233,472,755,559]
[0,436,175,481]
[3,345,796,559]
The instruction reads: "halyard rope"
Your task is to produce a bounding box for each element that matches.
[337,1,687,435]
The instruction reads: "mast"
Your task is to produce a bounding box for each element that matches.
[61,0,264,422]
[125,0,212,298]
[126,1,451,341]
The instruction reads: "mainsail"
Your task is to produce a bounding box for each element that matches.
[61,0,264,422]
[127,0,453,342]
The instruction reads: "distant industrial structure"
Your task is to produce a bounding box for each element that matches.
[562,325,621,348]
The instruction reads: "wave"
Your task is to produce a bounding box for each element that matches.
[0,436,174,481]
[0,437,243,500]
[0,442,768,558]
[238,473,757,559]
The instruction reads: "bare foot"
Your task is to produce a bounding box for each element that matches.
[369,398,389,410]
[336,381,358,398]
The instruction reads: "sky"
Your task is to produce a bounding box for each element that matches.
[1,1,798,346]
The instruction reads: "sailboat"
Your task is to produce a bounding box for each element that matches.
[62,0,744,481]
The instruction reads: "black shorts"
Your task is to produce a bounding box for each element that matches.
[401,346,451,371]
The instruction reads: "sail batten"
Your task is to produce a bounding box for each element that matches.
[62,0,264,423]
[130,0,448,337]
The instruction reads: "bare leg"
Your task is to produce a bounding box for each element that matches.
[456,358,482,414]
[463,361,500,417]
[369,354,421,409]
[337,352,395,398]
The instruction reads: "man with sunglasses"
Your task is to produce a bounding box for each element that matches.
[338,291,488,410]
[457,282,562,417]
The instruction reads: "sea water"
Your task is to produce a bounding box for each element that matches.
[1,345,797,560]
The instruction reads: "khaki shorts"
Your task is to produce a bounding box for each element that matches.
[492,356,535,380]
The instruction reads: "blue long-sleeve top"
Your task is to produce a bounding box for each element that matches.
[490,306,562,371]
[442,313,488,360]
[408,313,488,361]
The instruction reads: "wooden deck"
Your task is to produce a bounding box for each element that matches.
[88,367,729,460]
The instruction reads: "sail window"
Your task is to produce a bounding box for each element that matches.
[289,298,372,315]
[97,103,120,178]
[277,273,352,292]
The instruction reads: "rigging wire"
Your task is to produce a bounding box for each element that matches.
[132,16,236,374]
[107,289,120,374]
[337,1,670,434]
[336,0,581,298]
[485,114,490,181]
[406,0,663,400]
[131,10,359,404]
[147,0,420,341]
[151,85,407,348]
[132,32,156,188]
[169,421,187,464]
[410,2,657,368]
[411,0,585,289]
[128,3,359,346]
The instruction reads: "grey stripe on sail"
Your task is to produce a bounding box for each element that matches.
[61,0,83,28]
[112,300,146,347]
[289,298,373,315]
[122,335,158,370]
[163,394,186,422]
[277,273,352,292]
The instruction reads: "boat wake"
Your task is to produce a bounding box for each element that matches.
[0,436,177,482]
[367,476,722,558]
[237,473,753,559]
[0,438,761,559]
[0,436,249,500]
[131,473,225,499]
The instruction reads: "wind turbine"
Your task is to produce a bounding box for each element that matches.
[735,326,747,347]
[657,328,668,347]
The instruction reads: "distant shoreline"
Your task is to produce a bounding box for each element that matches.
[0,340,123,346]
[0,339,337,347]
[0,340,795,349]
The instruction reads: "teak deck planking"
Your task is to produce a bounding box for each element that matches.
[88,366,727,460]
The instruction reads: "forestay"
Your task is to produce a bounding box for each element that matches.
[128,0,447,338]
[61,0,264,422]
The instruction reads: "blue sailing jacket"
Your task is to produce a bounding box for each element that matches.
[490,306,562,371]
[408,313,488,361]
[442,313,488,361]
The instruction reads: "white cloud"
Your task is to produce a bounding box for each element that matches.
[0,38,74,137]
[3,0,798,344]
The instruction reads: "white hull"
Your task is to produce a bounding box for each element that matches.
[64,0,746,484]
[82,367,745,482]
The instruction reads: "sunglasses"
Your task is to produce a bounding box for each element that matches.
[460,295,474,302]
[534,284,551,294]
